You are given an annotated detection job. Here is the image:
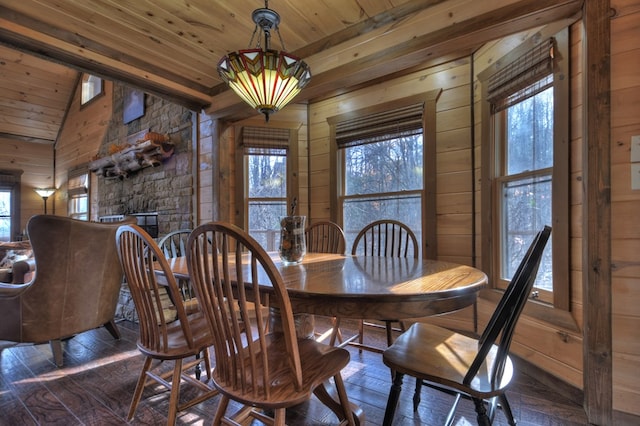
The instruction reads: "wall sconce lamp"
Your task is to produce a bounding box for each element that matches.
[34,188,55,214]
[217,0,311,122]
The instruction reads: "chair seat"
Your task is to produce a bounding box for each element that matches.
[137,312,213,360]
[383,322,513,399]
[214,333,351,408]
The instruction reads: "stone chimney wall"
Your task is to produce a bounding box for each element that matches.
[98,83,194,235]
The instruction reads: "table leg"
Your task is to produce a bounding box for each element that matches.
[269,307,315,339]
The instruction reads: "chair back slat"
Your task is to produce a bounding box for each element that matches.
[116,225,196,353]
[351,219,419,259]
[305,221,346,254]
[464,226,551,386]
[158,229,192,258]
[188,222,304,400]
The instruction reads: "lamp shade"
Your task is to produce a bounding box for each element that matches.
[218,49,311,121]
[35,188,55,198]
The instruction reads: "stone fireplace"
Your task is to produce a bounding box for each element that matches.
[96,83,195,235]
[95,83,196,321]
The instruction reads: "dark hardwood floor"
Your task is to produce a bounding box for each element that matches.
[0,318,595,425]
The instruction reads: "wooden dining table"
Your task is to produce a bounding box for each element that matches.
[164,252,488,320]
[159,252,487,425]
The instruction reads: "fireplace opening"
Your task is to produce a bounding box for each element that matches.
[98,212,158,238]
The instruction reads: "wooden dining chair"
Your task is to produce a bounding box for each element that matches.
[305,220,346,255]
[186,221,359,426]
[115,224,218,425]
[305,220,348,343]
[382,226,551,426]
[337,219,419,352]
[158,229,198,313]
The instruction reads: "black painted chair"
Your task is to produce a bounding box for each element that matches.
[382,226,551,426]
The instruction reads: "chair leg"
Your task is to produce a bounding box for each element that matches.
[128,356,153,421]
[333,373,356,426]
[498,394,517,426]
[213,395,231,425]
[413,378,422,411]
[167,359,183,425]
[385,321,394,346]
[49,339,63,367]
[473,397,491,426]
[383,371,404,426]
[358,320,364,353]
[273,408,287,426]
[103,319,121,340]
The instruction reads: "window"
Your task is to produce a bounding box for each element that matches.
[0,190,11,241]
[68,167,89,221]
[0,171,22,241]
[337,104,425,251]
[80,74,104,107]
[237,127,296,251]
[327,93,440,258]
[482,30,569,310]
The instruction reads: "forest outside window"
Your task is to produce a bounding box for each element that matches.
[335,103,425,251]
[483,29,570,311]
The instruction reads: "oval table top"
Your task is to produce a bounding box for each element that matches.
[165,252,487,320]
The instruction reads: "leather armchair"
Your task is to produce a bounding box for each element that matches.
[0,214,135,366]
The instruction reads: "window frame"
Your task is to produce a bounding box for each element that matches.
[68,166,89,221]
[80,74,104,108]
[479,27,573,326]
[327,91,441,259]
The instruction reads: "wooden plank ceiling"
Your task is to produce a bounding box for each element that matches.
[0,0,583,144]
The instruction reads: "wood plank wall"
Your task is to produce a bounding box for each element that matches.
[0,137,52,231]
[55,80,113,220]
[610,0,640,416]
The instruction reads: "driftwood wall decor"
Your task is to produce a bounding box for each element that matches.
[90,132,174,178]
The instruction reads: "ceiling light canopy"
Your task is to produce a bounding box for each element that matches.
[217,1,311,122]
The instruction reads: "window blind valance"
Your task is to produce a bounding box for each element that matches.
[487,38,555,113]
[335,103,424,149]
[240,126,291,155]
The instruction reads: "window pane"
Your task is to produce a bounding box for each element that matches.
[501,175,552,291]
[343,194,422,254]
[248,201,286,251]
[0,191,10,242]
[506,87,553,175]
[345,135,423,195]
[248,154,286,198]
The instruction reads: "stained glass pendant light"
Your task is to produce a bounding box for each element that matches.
[217,1,311,122]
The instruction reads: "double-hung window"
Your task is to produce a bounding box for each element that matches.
[334,103,426,252]
[239,127,295,251]
[483,30,570,310]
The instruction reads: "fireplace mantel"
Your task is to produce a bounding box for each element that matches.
[89,132,174,179]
